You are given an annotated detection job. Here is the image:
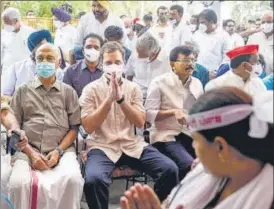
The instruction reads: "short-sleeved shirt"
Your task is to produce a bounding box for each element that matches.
[10,77,81,156]
[63,59,102,97]
[1,96,12,113]
[79,75,148,163]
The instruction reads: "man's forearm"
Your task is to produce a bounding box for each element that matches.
[155,109,174,121]
[120,102,145,128]
[1,110,20,130]
[82,98,112,134]
[59,129,77,150]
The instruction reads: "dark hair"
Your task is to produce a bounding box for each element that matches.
[26,10,34,16]
[100,41,125,61]
[191,14,199,19]
[230,54,251,69]
[223,19,235,27]
[104,25,124,42]
[120,15,127,19]
[133,24,146,36]
[83,33,104,47]
[256,18,261,22]
[199,9,218,24]
[170,5,184,15]
[157,6,168,15]
[60,3,72,14]
[248,19,255,24]
[169,46,193,62]
[143,14,153,22]
[189,87,274,165]
[58,47,67,69]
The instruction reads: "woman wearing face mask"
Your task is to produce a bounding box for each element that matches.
[51,7,77,60]
[121,87,274,209]
[205,45,267,98]
[63,33,104,97]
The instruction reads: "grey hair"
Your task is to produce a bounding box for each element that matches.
[2,7,20,20]
[136,32,160,54]
[35,43,61,60]
[185,41,200,54]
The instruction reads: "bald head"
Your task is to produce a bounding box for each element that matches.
[123,17,133,28]
[263,11,273,20]
[35,43,61,69]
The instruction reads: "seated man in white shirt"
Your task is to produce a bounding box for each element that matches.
[149,6,172,54]
[1,7,35,72]
[1,30,64,99]
[223,19,244,48]
[248,11,273,75]
[125,32,171,100]
[192,9,232,78]
[205,44,267,97]
[75,0,127,47]
[145,46,204,180]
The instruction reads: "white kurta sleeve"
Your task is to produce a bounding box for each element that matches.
[144,80,161,124]
[180,26,192,45]
[75,15,87,46]
[221,34,233,63]
[2,63,16,96]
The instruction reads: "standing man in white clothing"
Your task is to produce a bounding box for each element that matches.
[169,5,192,52]
[149,6,172,54]
[124,33,171,100]
[248,11,273,75]
[1,7,35,72]
[192,9,232,78]
[223,19,245,48]
[51,7,77,59]
[75,0,127,47]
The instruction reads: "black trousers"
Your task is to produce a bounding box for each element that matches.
[84,145,179,209]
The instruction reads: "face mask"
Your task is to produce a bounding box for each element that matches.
[190,24,197,32]
[251,64,263,77]
[262,23,273,33]
[53,20,64,29]
[169,19,177,25]
[36,62,56,78]
[199,24,207,33]
[4,24,15,32]
[103,64,124,79]
[93,11,105,19]
[84,48,100,62]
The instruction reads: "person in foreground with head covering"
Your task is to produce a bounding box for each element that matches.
[205,44,267,97]
[120,87,274,209]
[1,30,64,100]
[75,0,128,48]
[51,6,77,58]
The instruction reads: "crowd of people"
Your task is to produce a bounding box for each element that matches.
[1,0,273,209]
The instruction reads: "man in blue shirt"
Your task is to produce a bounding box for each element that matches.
[63,33,103,97]
[185,41,209,87]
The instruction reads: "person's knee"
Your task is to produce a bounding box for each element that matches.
[9,172,31,192]
[162,158,179,177]
[85,171,110,187]
[66,172,84,188]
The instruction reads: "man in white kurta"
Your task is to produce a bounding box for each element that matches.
[223,19,244,48]
[205,44,267,97]
[75,0,127,47]
[1,7,35,72]
[248,11,273,75]
[192,9,232,74]
[145,46,204,180]
[8,43,83,209]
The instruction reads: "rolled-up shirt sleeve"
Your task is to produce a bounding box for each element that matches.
[144,81,161,124]
[79,85,96,119]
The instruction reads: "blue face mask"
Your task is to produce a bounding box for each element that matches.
[36,62,56,78]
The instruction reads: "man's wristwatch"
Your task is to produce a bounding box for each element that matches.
[116,95,125,104]
[55,146,64,156]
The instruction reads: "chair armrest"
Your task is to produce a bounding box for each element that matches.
[79,125,88,139]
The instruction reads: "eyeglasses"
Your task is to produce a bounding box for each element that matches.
[36,55,56,63]
[175,59,195,64]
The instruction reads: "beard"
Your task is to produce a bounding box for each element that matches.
[93,11,106,19]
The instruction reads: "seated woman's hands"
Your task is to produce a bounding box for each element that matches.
[120,183,183,209]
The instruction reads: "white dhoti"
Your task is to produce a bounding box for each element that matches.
[8,152,84,209]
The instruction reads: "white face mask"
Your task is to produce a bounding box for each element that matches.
[199,24,207,33]
[4,24,15,32]
[262,23,273,33]
[103,64,124,79]
[53,20,64,29]
[169,19,177,25]
[84,48,100,62]
[190,24,197,32]
[251,64,263,77]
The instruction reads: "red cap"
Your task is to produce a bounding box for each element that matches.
[133,17,140,24]
[226,45,259,60]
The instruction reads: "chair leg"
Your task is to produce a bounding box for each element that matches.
[126,178,129,190]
